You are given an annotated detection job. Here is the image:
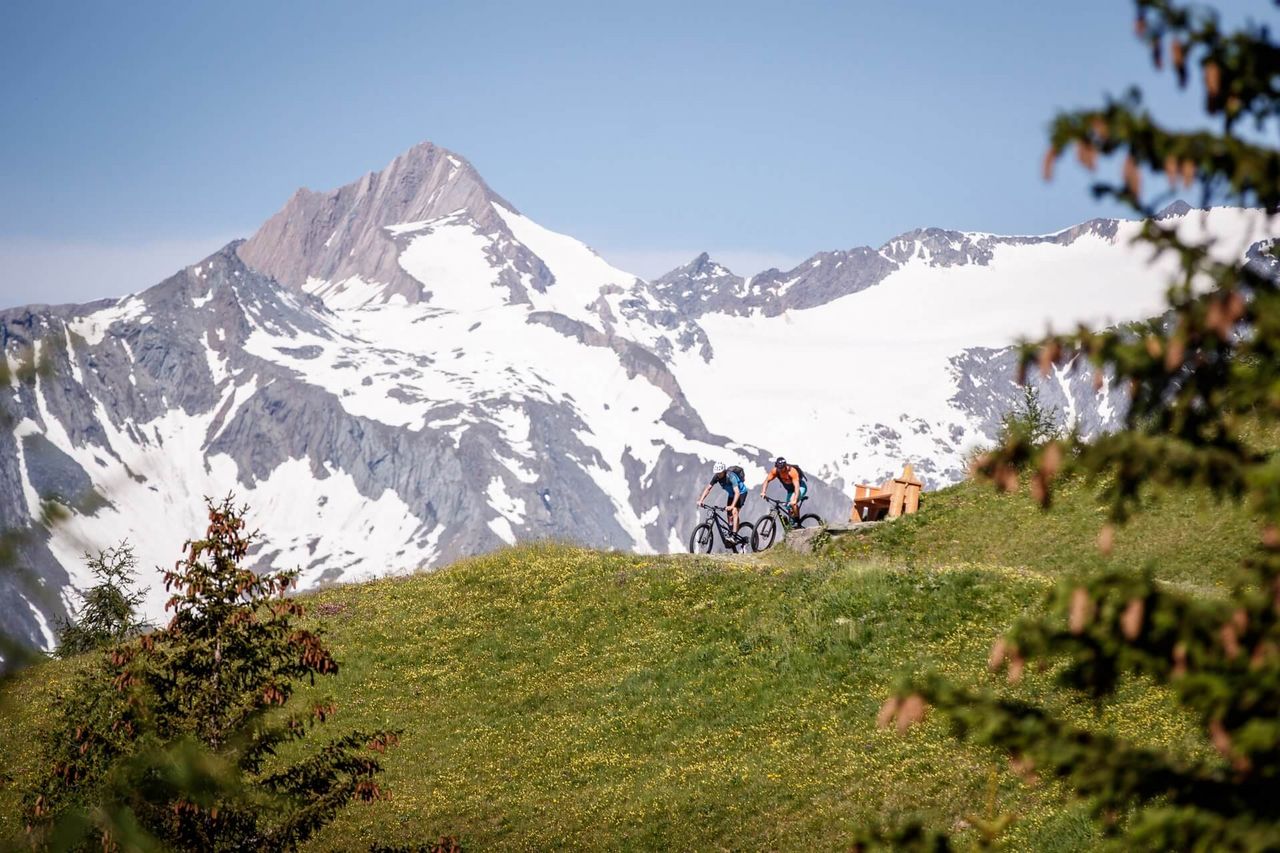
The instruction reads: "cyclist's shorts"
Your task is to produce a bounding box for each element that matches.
[727,490,747,510]
[783,482,808,501]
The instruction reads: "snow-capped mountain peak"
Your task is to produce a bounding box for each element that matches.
[4,140,1277,652]
[238,141,520,306]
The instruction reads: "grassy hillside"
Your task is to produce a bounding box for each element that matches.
[0,475,1248,851]
[838,473,1257,592]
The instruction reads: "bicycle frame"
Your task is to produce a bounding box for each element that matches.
[762,495,807,528]
[700,504,741,547]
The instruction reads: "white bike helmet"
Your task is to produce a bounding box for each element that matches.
[712,462,726,474]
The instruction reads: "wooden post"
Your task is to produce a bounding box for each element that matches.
[887,479,906,518]
[894,463,924,517]
[851,484,873,521]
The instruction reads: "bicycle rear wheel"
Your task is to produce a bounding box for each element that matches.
[797,513,824,528]
[753,515,778,550]
[689,522,714,553]
[732,521,756,554]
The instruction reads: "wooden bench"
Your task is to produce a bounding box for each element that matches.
[851,464,923,522]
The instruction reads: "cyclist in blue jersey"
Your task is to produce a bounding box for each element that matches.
[698,461,748,537]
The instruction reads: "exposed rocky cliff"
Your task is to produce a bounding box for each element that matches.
[4,142,1270,650]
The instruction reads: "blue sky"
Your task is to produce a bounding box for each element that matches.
[0,1,1264,307]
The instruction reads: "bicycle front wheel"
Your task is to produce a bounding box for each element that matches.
[689,522,714,553]
[754,515,777,550]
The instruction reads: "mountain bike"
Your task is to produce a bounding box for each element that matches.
[752,496,824,551]
[688,503,756,554]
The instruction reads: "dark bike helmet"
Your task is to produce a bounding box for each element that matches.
[774,456,787,468]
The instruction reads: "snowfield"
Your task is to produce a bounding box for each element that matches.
[4,139,1276,649]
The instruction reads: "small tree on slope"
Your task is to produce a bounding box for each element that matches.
[26,497,398,851]
[997,384,1063,452]
[56,542,149,658]
[873,2,1280,849]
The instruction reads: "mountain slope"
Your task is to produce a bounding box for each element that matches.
[660,207,1273,487]
[0,538,1220,850]
[238,142,523,304]
[2,140,1275,647]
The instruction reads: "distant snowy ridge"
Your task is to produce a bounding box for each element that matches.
[2,140,1276,649]
[667,205,1276,489]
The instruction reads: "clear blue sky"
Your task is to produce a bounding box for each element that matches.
[0,1,1264,307]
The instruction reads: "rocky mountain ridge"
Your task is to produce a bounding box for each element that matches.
[2,141,1271,650]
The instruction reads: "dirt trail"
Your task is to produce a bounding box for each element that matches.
[687,522,880,561]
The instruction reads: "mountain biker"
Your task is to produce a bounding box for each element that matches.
[761,456,807,518]
[698,461,748,536]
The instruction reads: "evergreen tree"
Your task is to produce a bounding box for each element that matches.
[997,384,1063,449]
[56,543,149,657]
[875,2,1280,849]
[26,497,398,851]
